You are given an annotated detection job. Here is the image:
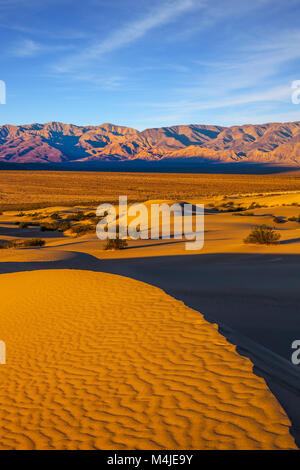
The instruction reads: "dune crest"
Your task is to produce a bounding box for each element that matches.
[0,269,296,449]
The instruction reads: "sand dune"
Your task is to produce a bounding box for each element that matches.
[0,269,295,449]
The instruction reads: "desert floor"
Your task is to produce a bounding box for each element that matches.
[0,188,300,449]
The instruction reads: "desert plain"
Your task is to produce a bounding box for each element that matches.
[0,170,300,450]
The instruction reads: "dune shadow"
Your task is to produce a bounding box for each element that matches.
[280,237,300,245]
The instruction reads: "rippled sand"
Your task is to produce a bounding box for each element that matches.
[0,269,295,449]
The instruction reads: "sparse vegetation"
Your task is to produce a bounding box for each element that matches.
[57,221,71,232]
[40,222,59,231]
[273,216,286,224]
[1,171,300,211]
[244,225,281,245]
[18,222,29,228]
[66,211,85,222]
[0,238,45,249]
[232,212,255,216]
[70,224,95,236]
[22,238,46,247]
[104,236,128,250]
[288,215,300,222]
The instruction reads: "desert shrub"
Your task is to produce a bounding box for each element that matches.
[58,221,71,232]
[231,206,247,212]
[70,224,95,236]
[288,215,300,222]
[88,216,101,224]
[248,202,263,209]
[0,241,12,249]
[232,212,255,217]
[18,222,29,228]
[27,212,40,218]
[40,222,59,231]
[273,216,286,224]
[66,211,85,222]
[28,222,40,226]
[104,236,128,250]
[50,212,60,220]
[22,238,45,247]
[16,211,25,217]
[221,201,234,208]
[0,239,45,249]
[244,225,281,245]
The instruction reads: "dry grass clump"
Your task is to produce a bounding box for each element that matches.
[70,224,96,236]
[232,212,255,216]
[273,216,286,224]
[104,235,128,250]
[288,214,300,222]
[244,225,281,245]
[40,222,60,231]
[0,238,45,249]
[104,236,128,250]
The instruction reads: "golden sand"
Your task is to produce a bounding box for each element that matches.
[0,269,296,450]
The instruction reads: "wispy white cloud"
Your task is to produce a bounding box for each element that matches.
[70,73,125,90]
[10,38,41,57]
[9,38,74,58]
[181,30,300,96]
[166,0,276,41]
[144,85,291,113]
[142,27,300,125]
[53,0,199,73]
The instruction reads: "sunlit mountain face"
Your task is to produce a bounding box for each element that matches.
[0,121,300,166]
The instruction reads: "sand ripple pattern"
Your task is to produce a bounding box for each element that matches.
[0,270,296,449]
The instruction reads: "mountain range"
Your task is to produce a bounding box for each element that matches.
[0,121,300,166]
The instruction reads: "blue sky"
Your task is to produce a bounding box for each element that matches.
[0,0,300,129]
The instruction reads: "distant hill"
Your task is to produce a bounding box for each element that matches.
[1,121,300,166]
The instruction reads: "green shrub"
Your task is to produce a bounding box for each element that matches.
[104,236,128,250]
[244,225,281,245]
